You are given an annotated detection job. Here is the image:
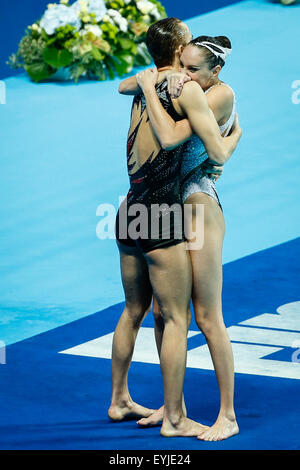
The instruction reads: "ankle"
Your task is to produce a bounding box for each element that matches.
[218,409,236,422]
[110,395,131,407]
[163,410,185,428]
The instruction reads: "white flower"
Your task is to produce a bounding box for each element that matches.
[79,0,88,7]
[107,8,120,18]
[102,14,113,23]
[136,1,155,15]
[107,8,128,32]
[40,4,81,35]
[117,17,128,32]
[151,6,161,20]
[72,0,107,22]
[84,23,102,36]
[124,0,131,4]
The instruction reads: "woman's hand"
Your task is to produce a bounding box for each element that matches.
[136,68,158,92]
[167,72,191,99]
[202,160,224,181]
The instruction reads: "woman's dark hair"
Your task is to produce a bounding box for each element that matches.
[146,18,190,68]
[189,35,232,69]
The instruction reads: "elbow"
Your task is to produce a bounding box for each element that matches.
[118,82,127,94]
[159,133,180,150]
[161,140,172,150]
[118,83,125,94]
[161,138,178,151]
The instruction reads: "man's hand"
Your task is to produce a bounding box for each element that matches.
[136,68,159,91]
[167,72,191,99]
[202,160,224,181]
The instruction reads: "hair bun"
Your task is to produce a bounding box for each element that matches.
[214,36,232,50]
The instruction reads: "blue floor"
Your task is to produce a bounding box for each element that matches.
[0,238,299,450]
[0,0,300,450]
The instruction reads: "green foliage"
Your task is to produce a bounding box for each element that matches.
[43,47,73,68]
[7,0,167,83]
[24,62,55,82]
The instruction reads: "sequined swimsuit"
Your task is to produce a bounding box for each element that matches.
[115,80,186,253]
[180,83,236,211]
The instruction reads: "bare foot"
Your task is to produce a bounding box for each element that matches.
[138,399,187,427]
[161,416,209,437]
[108,400,155,422]
[137,406,164,427]
[197,415,239,441]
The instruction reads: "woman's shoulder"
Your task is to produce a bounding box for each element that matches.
[206,82,234,109]
[209,82,234,98]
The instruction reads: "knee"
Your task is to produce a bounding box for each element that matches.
[125,302,152,328]
[194,306,225,337]
[160,306,187,328]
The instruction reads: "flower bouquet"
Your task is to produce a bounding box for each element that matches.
[8,0,167,82]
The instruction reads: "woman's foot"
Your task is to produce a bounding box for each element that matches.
[108,399,155,421]
[137,399,187,427]
[197,414,239,441]
[161,416,209,437]
[137,405,164,427]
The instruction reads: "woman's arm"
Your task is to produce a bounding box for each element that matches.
[137,70,241,164]
[118,75,140,95]
[136,69,193,149]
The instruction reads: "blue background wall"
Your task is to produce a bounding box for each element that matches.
[0,0,243,79]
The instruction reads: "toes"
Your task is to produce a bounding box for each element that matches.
[197,431,209,440]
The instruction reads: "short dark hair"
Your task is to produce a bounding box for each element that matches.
[146,18,189,68]
[189,35,232,69]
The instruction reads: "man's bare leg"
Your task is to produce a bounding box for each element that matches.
[186,193,239,441]
[108,242,155,421]
[137,301,191,427]
[145,243,208,437]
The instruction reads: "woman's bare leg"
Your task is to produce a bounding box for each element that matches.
[185,192,239,441]
[144,243,208,436]
[108,242,155,421]
[137,298,191,426]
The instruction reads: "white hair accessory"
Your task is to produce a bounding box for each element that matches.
[195,41,232,61]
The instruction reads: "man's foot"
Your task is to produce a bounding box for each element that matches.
[108,400,155,422]
[137,406,164,427]
[161,416,209,437]
[197,415,239,441]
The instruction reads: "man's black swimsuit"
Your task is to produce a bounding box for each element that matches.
[115,80,186,253]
